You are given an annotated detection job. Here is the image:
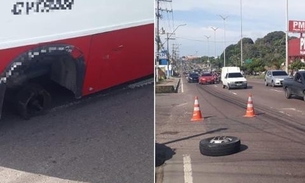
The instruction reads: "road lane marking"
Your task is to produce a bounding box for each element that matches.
[282,107,297,111]
[282,108,304,113]
[279,111,292,117]
[270,89,283,93]
[183,154,193,183]
[177,103,188,107]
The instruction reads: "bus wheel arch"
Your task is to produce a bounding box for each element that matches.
[1,44,86,119]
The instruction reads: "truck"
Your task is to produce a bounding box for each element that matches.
[283,71,305,101]
[221,67,247,89]
[0,1,154,119]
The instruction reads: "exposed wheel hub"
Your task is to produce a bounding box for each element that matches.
[210,136,233,144]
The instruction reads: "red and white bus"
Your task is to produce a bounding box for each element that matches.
[0,0,154,119]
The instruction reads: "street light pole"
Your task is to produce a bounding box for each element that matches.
[163,24,187,46]
[211,26,218,61]
[219,15,229,67]
[240,0,243,66]
[205,35,211,71]
[204,35,211,57]
[163,23,186,79]
[285,0,289,73]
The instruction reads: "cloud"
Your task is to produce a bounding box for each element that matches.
[158,0,305,56]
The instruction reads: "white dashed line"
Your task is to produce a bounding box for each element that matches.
[270,89,283,93]
[279,111,292,116]
[177,103,188,107]
[183,154,193,183]
[282,108,304,113]
[282,107,296,111]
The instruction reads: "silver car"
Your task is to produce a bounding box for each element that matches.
[265,70,289,87]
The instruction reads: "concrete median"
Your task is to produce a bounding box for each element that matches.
[155,77,180,93]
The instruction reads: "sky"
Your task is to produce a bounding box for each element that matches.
[157,0,304,58]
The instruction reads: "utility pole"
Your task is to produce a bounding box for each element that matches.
[155,0,172,82]
[172,44,180,62]
[172,43,181,72]
[166,32,175,78]
[172,44,180,61]
[172,43,175,76]
[161,23,186,79]
[155,0,160,83]
[155,0,160,82]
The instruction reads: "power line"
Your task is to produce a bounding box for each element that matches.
[155,0,173,82]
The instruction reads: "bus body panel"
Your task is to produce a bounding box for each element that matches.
[0,1,153,119]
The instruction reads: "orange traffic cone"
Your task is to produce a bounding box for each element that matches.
[244,93,255,117]
[191,96,203,121]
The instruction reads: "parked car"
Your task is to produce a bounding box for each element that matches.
[283,71,305,101]
[265,70,289,87]
[199,73,215,84]
[187,73,199,83]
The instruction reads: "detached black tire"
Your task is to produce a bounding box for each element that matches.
[200,136,241,156]
[15,84,51,120]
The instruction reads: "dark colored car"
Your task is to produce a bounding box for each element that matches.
[187,73,199,83]
[283,71,305,101]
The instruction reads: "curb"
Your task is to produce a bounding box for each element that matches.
[156,78,180,93]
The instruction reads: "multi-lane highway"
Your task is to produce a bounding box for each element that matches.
[156,76,305,183]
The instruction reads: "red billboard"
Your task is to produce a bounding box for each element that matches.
[289,38,305,56]
[289,20,305,32]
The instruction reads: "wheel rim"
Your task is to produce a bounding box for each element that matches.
[285,88,290,98]
[27,94,44,115]
[285,89,288,97]
[210,136,233,144]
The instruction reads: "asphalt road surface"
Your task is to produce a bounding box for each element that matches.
[156,77,305,183]
[0,79,154,183]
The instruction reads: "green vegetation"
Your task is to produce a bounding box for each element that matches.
[289,60,305,71]
[196,31,303,74]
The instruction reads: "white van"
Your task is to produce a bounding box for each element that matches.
[221,67,247,89]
